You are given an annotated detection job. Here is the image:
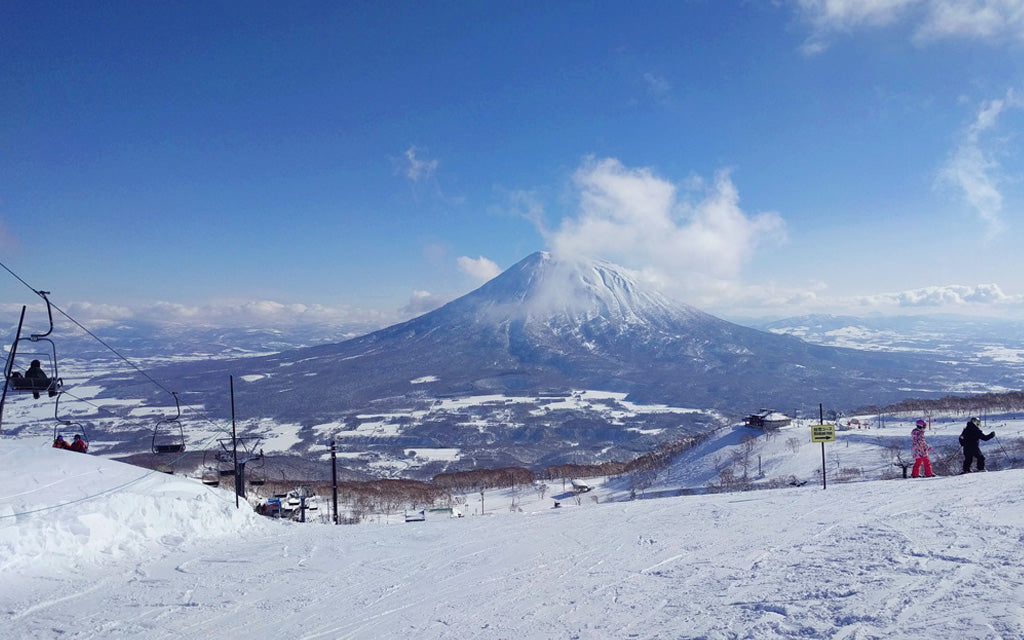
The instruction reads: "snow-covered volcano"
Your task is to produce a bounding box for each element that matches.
[78,251,962,474]
[157,255,943,407]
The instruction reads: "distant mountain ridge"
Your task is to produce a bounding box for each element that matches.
[752,313,1024,360]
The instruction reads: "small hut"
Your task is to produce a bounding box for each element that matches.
[745,409,792,431]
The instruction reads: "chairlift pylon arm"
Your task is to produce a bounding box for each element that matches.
[54,389,72,426]
[29,291,54,341]
[52,389,88,442]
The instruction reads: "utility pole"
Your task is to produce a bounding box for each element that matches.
[330,439,339,525]
[230,375,239,509]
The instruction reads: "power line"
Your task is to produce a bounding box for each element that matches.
[0,261,258,517]
[1,259,174,395]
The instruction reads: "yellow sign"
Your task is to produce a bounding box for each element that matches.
[811,424,836,443]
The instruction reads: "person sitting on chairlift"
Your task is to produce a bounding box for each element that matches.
[53,435,69,449]
[22,359,52,398]
[25,360,49,386]
[69,434,88,453]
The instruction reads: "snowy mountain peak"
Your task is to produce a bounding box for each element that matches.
[91,251,970,477]
[455,251,701,328]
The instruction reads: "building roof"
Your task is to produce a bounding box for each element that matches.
[751,409,790,421]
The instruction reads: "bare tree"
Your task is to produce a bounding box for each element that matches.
[786,437,802,454]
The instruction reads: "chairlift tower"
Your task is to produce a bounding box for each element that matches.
[217,436,263,500]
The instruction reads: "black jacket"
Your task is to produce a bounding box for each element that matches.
[960,423,994,448]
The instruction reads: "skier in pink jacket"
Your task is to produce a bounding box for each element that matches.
[911,419,934,478]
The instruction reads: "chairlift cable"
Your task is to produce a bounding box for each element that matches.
[2,262,263,480]
[55,389,227,439]
[0,262,247,442]
[0,259,174,398]
[1,261,237,448]
[55,389,237,453]
[0,260,42,297]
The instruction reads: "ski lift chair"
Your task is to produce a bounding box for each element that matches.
[215,450,236,476]
[247,450,267,487]
[6,350,62,399]
[151,392,186,454]
[199,450,221,486]
[3,294,64,399]
[201,468,221,486]
[53,390,88,449]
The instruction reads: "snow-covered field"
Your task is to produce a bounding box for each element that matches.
[4,417,1024,640]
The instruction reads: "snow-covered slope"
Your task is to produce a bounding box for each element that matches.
[4,431,1024,639]
[0,441,261,576]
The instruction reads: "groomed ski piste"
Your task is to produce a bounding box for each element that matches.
[3,414,1024,639]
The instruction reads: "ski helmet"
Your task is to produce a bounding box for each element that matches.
[915,419,927,428]
[970,417,981,426]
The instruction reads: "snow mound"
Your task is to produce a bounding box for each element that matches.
[0,439,263,577]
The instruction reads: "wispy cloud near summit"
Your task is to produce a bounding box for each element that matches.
[546,157,785,304]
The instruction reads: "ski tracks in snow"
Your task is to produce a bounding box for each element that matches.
[5,476,1024,639]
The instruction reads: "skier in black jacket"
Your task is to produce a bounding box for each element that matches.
[960,417,995,473]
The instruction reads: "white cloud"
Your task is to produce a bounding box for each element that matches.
[0,299,396,332]
[797,0,917,29]
[916,0,1024,42]
[793,0,1024,52]
[794,0,918,52]
[938,90,1024,237]
[457,256,502,283]
[508,190,549,236]
[547,157,785,303]
[129,300,391,328]
[399,290,451,317]
[900,283,1014,305]
[719,281,1024,318]
[402,146,438,183]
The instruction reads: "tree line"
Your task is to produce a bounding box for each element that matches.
[257,433,710,522]
[857,391,1024,419]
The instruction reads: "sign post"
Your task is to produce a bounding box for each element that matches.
[810,423,836,490]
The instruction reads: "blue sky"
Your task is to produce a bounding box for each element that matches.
[2,1,1024,330]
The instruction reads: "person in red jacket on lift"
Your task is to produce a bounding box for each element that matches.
[68,434,88,453]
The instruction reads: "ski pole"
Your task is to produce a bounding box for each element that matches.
[991,435,1012,468]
